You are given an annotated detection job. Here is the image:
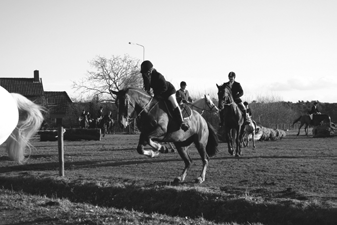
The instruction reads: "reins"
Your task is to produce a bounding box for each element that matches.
[128,94,159,121]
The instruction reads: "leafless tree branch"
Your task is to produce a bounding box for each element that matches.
[73,54,142,102]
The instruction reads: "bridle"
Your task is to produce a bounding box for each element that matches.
[189,97,218,115]
[121,93,158,122]
[204,97,217,112]
[218,85,235,109]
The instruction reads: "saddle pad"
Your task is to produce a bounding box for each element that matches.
[180,104,192,119]
[162,100,192,119]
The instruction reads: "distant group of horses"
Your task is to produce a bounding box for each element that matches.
[79,114,114,137]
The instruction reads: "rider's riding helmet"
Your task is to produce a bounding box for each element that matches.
[180,81,187,87]
[140,60,153,73]
[228,71,236,78]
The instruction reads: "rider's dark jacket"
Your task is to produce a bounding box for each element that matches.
[223,81,244,104]
[142,69,176,99]
[309,105,320,114]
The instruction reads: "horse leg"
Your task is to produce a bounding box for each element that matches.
[168,142,176,153]
[173,143,192,184]
[305,124,309,136]
[235,128,241,157]
[194,134,209,184]
[136,133,160,158]
[252,131,256,149]
[226,129,234,155]
[297,123,304,136]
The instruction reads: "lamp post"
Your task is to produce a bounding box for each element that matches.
[128,42,145,61]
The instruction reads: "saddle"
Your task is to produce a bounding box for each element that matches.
[162,100,192,119]
[179,103,192,119]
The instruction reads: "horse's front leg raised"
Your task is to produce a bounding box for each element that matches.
[136,133,160,158]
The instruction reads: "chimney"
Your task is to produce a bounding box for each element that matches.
[34,70,40,82]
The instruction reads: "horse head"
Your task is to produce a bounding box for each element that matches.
[216,84,233,110]
[204,94,219,113]
[110,88,151,129]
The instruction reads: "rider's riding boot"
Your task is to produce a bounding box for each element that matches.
[173,107,189,131]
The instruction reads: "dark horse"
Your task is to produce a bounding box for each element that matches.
[98,115,114,137]
[110,88,218,184]
[217,84,245,157]
[292,114,331,136]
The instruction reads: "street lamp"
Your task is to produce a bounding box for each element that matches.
[128,42,145,61]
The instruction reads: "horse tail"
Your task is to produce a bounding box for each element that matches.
[292,116,302,126]
[6,93,44,164]
[206,122,219,157]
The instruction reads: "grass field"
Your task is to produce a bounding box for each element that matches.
[0,129,336,224]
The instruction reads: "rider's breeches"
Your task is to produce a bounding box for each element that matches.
[168,94,180,110]
[168,94,184,123]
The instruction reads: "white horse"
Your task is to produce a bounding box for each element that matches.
[0,86,44,164]
[242,120,257,149]
[189,94,219,115]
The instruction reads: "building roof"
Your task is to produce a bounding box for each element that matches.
[0,77,44,96]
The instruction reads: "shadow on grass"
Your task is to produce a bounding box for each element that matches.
[0,156,184,174]
[0,175,335,225]
[212,155,337,160]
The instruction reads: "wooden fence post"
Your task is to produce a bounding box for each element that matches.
[57,118,64,177]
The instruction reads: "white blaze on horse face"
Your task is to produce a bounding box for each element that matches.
[0,86,19,145]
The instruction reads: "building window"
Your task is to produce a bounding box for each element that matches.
[47,98,56,105]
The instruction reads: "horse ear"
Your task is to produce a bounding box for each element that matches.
[109,89,119,95]
[216,84,220,89]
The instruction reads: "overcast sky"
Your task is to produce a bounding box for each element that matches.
[1,0,336,102]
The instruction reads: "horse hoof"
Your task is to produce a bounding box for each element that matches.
[137,145,144,155]
[151,151,160,158]
[235,154,240,157]
[195,177,204,184]
[173,177,182,184]
[159,146,168,153]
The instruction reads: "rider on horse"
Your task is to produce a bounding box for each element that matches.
[97,106,104,123]
[176,81,193,105]
[309,101,320,120]
[140,60,189,131]
[219,71,252,126]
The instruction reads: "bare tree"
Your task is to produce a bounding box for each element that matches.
[73,54,142,101]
